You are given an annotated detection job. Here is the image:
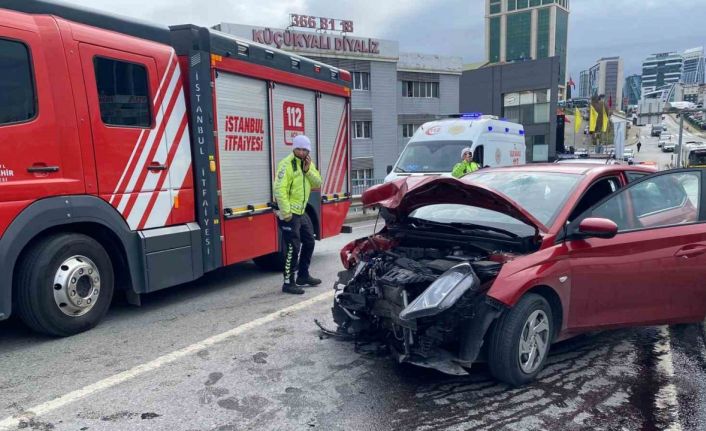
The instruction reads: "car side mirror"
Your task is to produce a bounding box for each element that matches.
[387,165,393,174]
[578,218,618,239]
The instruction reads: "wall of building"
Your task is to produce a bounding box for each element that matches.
[459,56,560,161]
[217,23,462,181]
[369,61,400,177]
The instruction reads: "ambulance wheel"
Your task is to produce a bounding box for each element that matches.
[15,233,114,337]
[253,251,285,272]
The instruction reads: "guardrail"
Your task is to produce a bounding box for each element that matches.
[347,179,384,218]
[351,178,385,196]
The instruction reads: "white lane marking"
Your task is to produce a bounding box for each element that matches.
[0,290,334,430]
[654,326,683,431]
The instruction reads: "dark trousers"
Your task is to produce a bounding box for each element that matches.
[280,214,315,284]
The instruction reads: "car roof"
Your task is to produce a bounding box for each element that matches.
[475,163,655,177]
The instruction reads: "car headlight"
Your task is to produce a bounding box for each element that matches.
[399,263,480,321]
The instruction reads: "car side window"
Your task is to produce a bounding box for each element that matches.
[568,177,620,222]
[93,57,151,128]
[587,172,701,232]
[0,38,36,126]
[625,172,648,183]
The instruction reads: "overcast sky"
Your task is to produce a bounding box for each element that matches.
[63,0,706,84]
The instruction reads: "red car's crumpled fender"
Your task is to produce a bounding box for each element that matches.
[486,243,572,335]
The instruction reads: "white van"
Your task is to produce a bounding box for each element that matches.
[385,114,527,182]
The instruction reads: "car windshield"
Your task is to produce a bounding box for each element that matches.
[395,140,469,173]
[409,204,535,237]
[467,171,583,226]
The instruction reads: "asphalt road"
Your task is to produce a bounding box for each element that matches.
[2,216,706,430]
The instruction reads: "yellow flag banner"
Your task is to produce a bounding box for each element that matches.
[602,104,609,133]
[589,105,598,133]
[574,108,582,134]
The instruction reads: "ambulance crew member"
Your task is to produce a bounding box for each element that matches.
[452,147,480,178]
[274,135,323,295]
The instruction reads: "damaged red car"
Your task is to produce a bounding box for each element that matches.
[331,165,706,386]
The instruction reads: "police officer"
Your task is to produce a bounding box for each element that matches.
[452,147,480,178]
[274,135,323,295]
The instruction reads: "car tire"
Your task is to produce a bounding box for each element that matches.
[487,293,553,386]
[15,233,115,337]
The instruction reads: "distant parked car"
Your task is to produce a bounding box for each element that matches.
[651,124,664,137]
[659,134,673,148]
[623,148,635,161]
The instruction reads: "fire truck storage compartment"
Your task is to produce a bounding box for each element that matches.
[318,93,351,238]
[271,83,322,236]
[271,83,318,166]
[139,223,203,292]
[215,71,277,265]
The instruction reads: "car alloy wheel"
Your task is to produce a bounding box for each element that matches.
[518,309,550,374]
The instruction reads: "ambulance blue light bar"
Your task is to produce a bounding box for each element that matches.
[450,112,483,119]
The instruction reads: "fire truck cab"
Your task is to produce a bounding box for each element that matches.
[0,1,352,336]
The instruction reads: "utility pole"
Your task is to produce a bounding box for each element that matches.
[677,114,684,168]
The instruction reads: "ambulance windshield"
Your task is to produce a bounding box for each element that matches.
[395,140,471,173]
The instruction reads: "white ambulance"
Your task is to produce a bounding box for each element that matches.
[385,114,527,182]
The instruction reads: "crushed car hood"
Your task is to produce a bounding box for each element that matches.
[362,177,546,232]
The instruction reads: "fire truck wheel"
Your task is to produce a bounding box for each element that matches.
[253,251,285,272]
[15,233,115,337]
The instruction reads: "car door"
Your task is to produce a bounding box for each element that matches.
[566,169,706,330]
[79,43,174,230]
[0,24,78,215]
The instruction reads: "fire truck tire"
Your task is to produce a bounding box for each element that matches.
[253,251,285,271]
[15,233,115,337]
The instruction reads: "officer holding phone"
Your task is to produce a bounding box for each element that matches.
[274,135,323,295]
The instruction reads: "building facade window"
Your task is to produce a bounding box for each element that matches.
[536,8,550,59]
[505,11,532,62]
[489,0,501,14]
[489,17,501,63]
[352,71,370,91]
[502,89,551,125]
[353,121,372,139]
[352,168,375,194]
[402,81,439,98]
[401,124,420,138]
[352,169,374,181]
[555,9,569,83]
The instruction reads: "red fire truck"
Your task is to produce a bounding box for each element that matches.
[0,0,352,336]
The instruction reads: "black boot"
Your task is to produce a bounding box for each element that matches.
[296,274,322,287]
[282,282,305,295]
